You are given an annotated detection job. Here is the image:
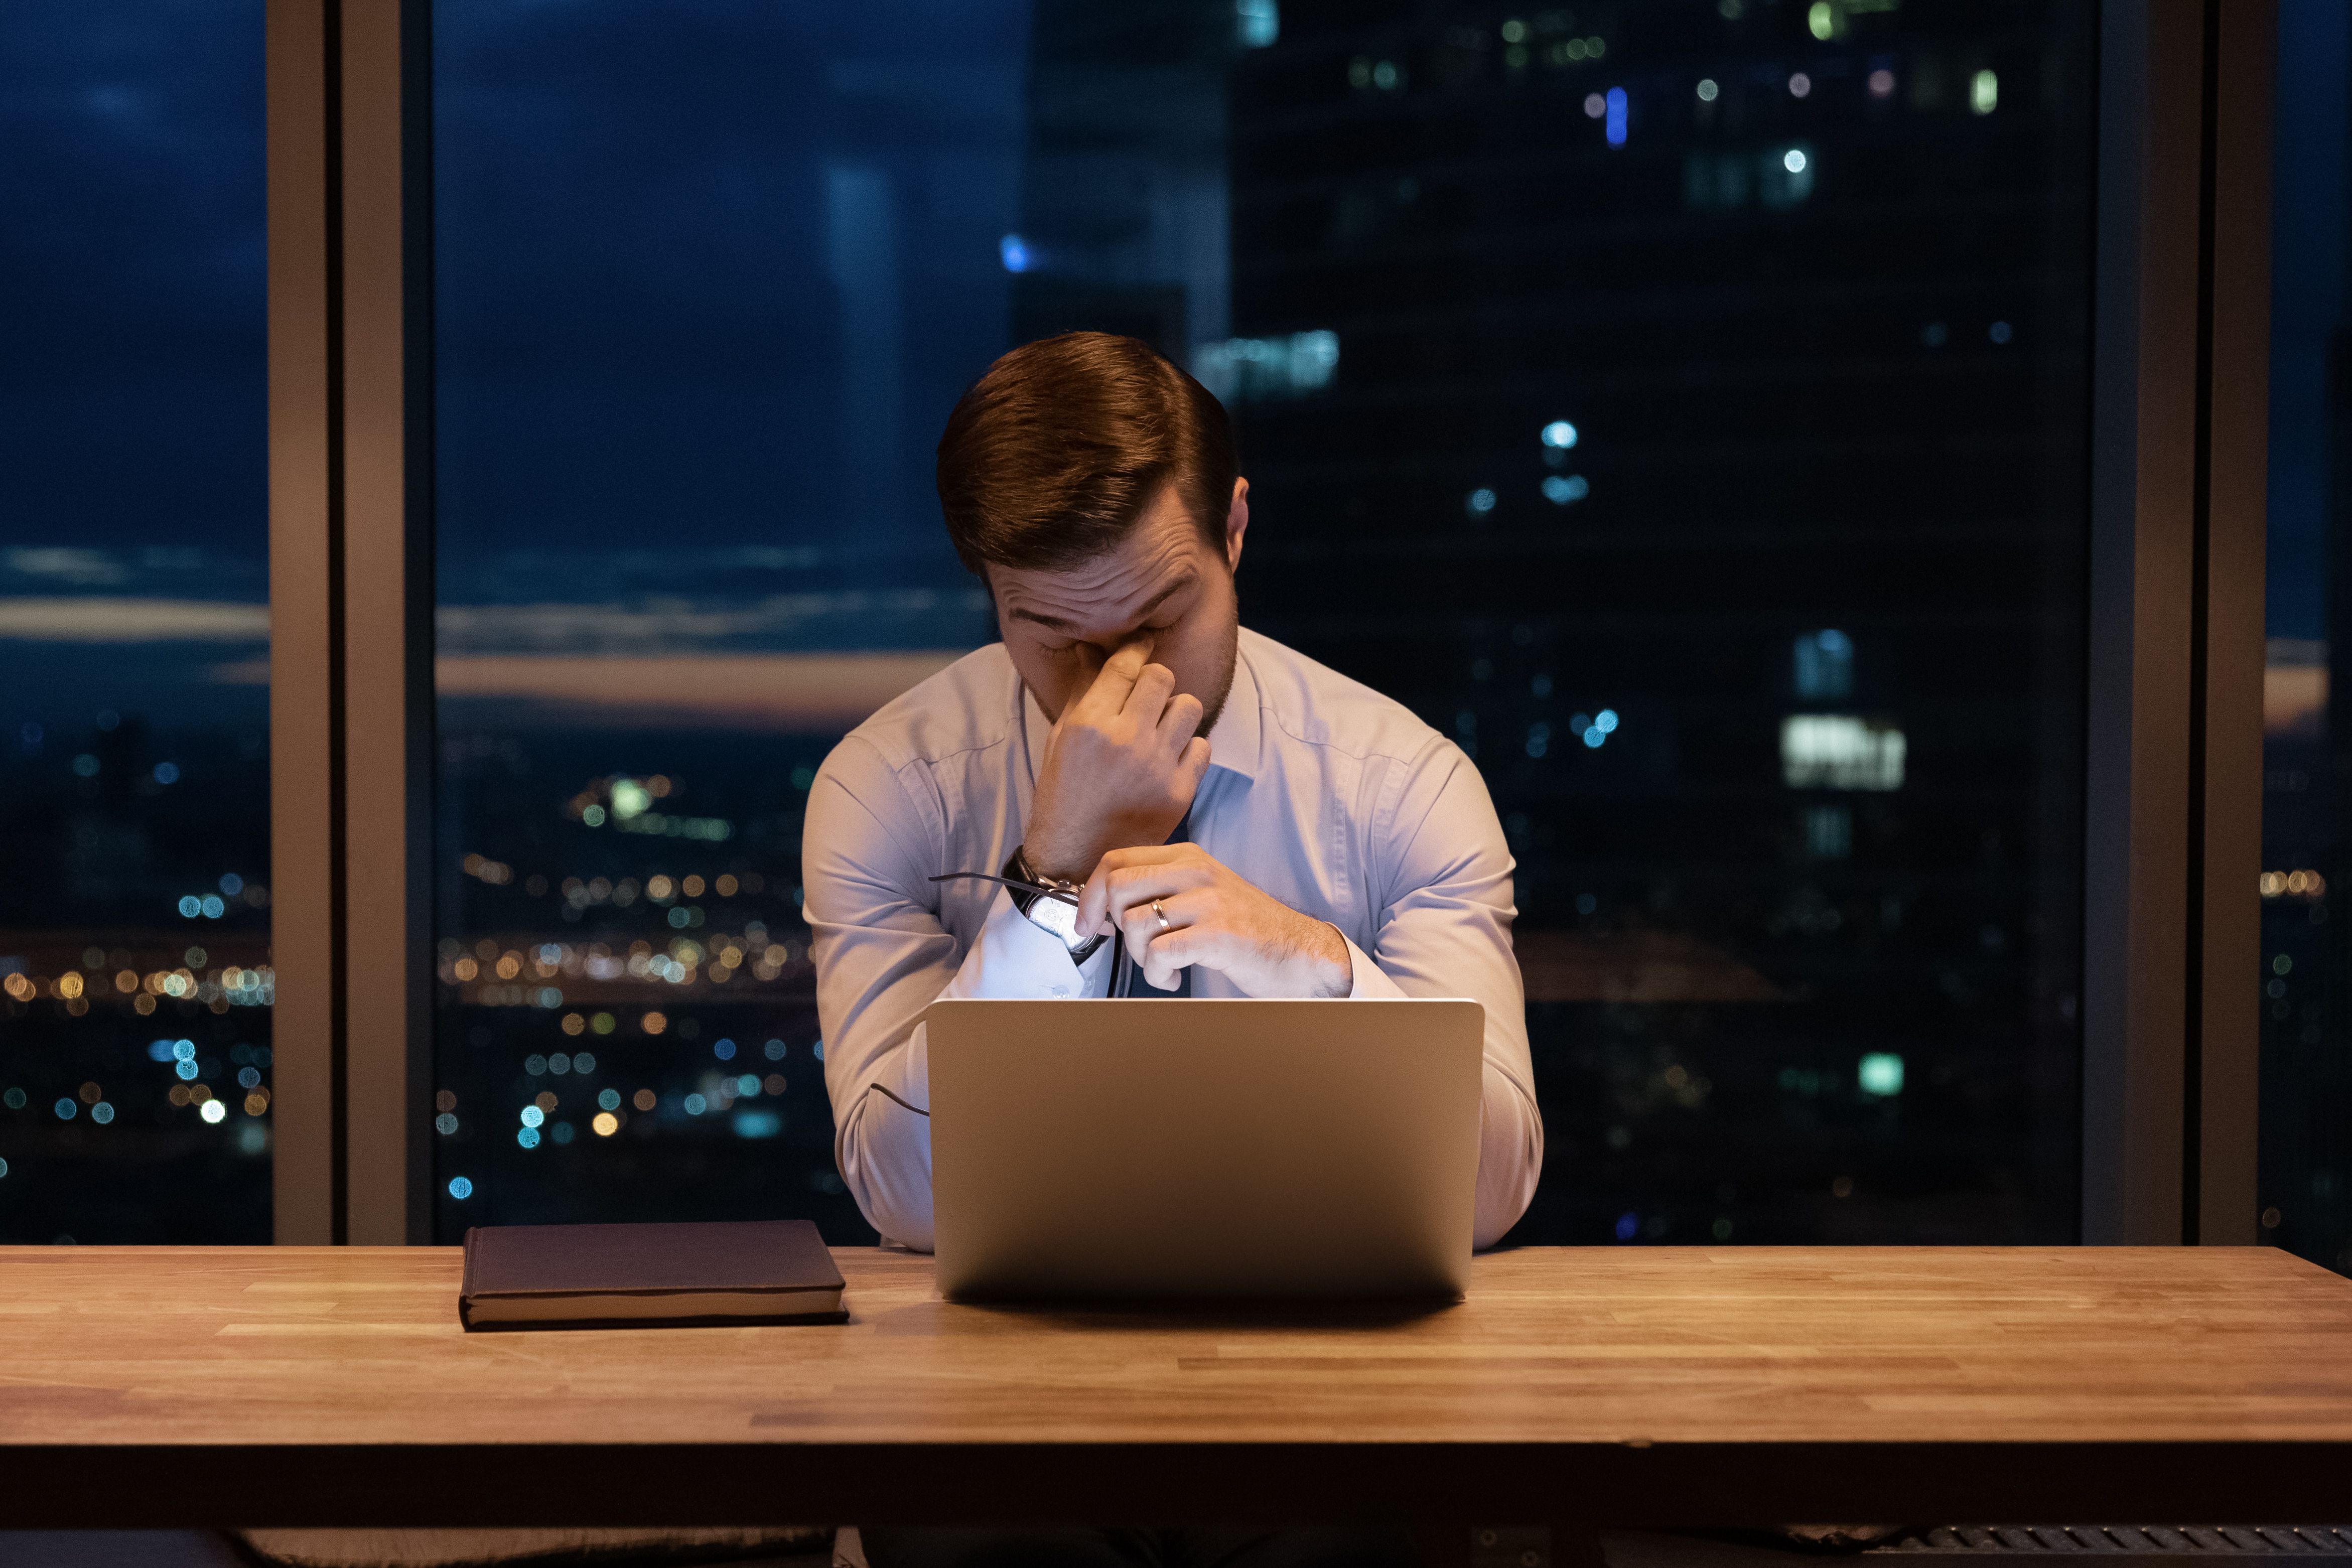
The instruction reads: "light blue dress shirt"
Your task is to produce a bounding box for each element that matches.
[805,627,1544,1250]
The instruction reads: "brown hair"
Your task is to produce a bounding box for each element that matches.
[934,332,1237,575]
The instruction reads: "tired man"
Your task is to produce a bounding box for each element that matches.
[806,331,1542,1253]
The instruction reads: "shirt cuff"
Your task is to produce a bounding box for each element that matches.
[1341,934,1409,1000]
[944,888,1112,1000]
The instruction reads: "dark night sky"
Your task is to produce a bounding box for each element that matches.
[1,2,2343,627]
[1,0,1031,588]
[0,1,267,562]
[2268,0,2348,642]
[432,0,1028,578]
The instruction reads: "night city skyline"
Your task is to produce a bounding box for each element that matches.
[5,0,2349,1273]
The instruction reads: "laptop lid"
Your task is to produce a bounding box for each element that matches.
[926,997,1484,1302]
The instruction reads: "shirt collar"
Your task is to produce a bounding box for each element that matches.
[1017,638,1262,786]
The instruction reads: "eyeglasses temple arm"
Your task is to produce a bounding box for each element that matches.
[927,871,1082,907]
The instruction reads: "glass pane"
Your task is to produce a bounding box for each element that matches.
[0,2,272,1243]
[2259,0,2349,1275]
[433,0,2093,1243]
[1225,3,2091,1244]
[429,2,1023,1236]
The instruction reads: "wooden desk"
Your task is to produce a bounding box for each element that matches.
[3,1245,2349,1528]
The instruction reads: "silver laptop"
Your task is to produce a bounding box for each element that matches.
[926,997,1484,1302]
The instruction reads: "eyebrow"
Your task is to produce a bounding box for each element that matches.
[1005,573,1196,634]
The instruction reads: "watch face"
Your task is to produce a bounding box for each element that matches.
[1031,896,1082,946]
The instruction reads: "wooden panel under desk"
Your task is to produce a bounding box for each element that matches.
[2,1244,2349,1526]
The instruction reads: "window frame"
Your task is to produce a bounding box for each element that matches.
[266,0,433,1243]
[2082,0,2274,1245]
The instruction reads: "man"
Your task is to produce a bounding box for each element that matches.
[805,330,1542,1255]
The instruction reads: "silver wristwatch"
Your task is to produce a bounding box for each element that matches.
[1004,846,1107,964]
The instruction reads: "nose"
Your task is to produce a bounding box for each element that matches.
[1075,629,1156,682]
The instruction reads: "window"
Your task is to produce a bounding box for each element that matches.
[426,2,1029,1235]
[0,3,272,1241]
[425,0,2094,1245]
[1225,2,2092,1244]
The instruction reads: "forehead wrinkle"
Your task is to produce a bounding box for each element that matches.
[997,520,1202,631]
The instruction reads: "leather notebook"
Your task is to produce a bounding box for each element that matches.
[458,1219,848,1331]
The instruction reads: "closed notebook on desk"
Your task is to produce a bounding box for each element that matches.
[459,1219,847,1331]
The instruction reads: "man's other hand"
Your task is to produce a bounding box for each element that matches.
[1075,843,1351,997]
[1023,636,1211,883]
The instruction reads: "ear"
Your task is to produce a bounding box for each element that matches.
[1223,478,1250,574]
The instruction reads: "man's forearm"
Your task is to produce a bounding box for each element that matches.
[832,897,1114,1253]
[1332,933,1543,1247]
[1472,1063,1544,1249]
[835,1035,939,1251]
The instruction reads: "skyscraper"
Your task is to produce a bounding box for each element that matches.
[1204,0,2096,1242]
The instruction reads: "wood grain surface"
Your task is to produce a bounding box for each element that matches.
[2,1244,2348,1527]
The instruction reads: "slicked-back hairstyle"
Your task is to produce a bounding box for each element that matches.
[935,332,1237,576]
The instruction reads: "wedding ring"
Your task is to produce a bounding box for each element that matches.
[1152,899,1168,932]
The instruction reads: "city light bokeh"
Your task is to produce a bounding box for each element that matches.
[1,0,271,1242]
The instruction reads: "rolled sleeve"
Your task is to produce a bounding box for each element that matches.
[1358,744,1545,1249]
[945,891,1102,1002]
[1340,935,1404,1000]
[807,739,1109,1250]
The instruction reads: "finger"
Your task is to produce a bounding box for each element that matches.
[1095,843,1191,874]
[1076,844,1187,930]
[1071,636,1154,720]
[1123,659,1177,726]
[1116,898,1160,976]
[1116,885,1210,979]
[1175,735,1212,795]
[1098,859,1207,936]
[1156,689,1204,749]
[1117,898,1160,963]
[1144,936,1186,992]
[1141,895,1210,989]
[1121,903,1189,990]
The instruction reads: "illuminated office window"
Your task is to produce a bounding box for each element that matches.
[0,3,272,1241]
[1793,630,1855,700]
[431,0,2093,1245]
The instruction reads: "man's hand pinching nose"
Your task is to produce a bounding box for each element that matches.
[1022,636,1211,884]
